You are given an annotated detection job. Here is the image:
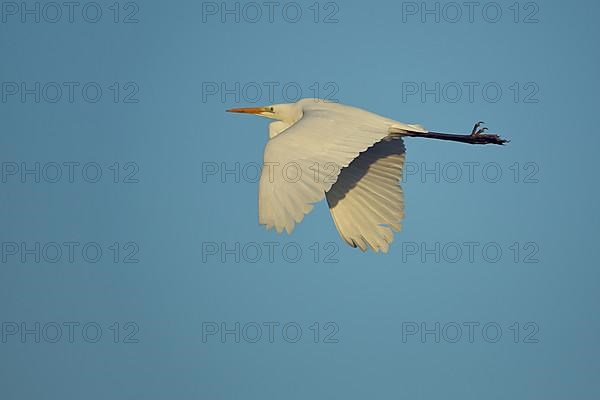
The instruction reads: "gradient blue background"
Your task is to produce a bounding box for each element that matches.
[1,0,599,398]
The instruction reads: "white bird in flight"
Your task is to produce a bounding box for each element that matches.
[227,99,506,253]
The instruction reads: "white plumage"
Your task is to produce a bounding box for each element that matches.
[228,99,428,253]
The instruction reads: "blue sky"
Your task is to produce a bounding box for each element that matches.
[1,0,599,398]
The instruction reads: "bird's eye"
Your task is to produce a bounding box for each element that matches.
[269,107,274,112]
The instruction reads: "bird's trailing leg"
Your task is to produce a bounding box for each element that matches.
[399,122,508,145]
[471,121,488,136]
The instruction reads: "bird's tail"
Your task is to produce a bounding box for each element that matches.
[388,123,428,134]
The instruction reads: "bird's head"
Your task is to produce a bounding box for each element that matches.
[227,103,301,123]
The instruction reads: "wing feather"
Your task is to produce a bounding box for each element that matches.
[325,136,406,253]
[259,101,395,233]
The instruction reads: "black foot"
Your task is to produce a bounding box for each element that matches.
[470,121,488,136]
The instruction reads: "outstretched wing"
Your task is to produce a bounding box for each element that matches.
[259,102,396,234]
[325,136,406,253]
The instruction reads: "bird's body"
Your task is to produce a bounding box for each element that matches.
[227,99,505,253]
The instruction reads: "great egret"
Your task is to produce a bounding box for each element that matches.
[227,99,506,253]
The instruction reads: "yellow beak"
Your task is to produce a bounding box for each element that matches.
[226,107,267,114]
